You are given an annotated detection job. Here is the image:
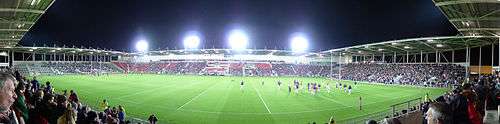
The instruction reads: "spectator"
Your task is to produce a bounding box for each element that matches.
[117,107,125,124]
[148,114,158,124]
[85,111,100,124]
[13,82,28,124]
[31,76,39,92]
[425,102,452,124]
[76,106,90,124]
[44,81,52,94]
[68,90,78,103]
[100,100,108,111]
[447,88,469,124]
[57,104,76,124]
[328,116,335,124]
[366,120,378,124]
[461,84,482,124]
[0,72,19,124]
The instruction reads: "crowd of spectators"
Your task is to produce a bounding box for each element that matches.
[112,61,333,77]
[419,75,500,124]
[14,62,122,76]
[341,63,465,87]
[0,69,159,124]
[113,62,206,75]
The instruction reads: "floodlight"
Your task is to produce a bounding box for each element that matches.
[290,35,309,52]
[183,35,200,49]
[228,30,249,50]
[135,40,149,52]
[378,49,384,51]
[404,46,411,49]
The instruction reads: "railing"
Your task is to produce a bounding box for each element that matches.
[338,108,393,124]
[336,97,423,124]
[390,97,422,117]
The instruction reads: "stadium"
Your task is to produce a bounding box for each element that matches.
[0,0,499,124]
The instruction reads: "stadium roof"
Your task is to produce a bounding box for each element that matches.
[129,49,317,57]
[0,46,126,56]
[0,0,55,47]
[433,0,500,36]
[318,36,500,57]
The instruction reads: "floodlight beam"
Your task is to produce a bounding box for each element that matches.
[290,35,309,52]
[183,35,201,49]
[135,40,149,52]
[228,30,249,50]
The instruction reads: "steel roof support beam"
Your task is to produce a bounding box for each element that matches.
[420,51,423,63]
[441,51,449,63]
[0,38,21,41]
[0,29,28,32]
[393,52,396,63]
[0,8,45,14]
[382,52,385,63]
[492,44,494,67]
[452,50,455,63]
[435,0,500,6]
[406,51,409,63]
[466,46,469,82]
[449,17,500,22]
[479,46,482,77]
[436,50,439,64]
[0,20,35,25]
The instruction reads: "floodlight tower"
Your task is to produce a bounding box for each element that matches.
[183,35,201,49]
[227,29,249,76]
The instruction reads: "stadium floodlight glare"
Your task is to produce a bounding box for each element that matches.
[228,30,249,50]
[135,40,149,52]
[183,35,201,49]
[404,46,411,49]
[290,35,309,52]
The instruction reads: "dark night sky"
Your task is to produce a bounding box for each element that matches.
[20,0,458,52]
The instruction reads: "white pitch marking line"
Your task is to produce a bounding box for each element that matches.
[254,86,272,114]
[176,85,214,110]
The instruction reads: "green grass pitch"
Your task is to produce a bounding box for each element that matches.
[38,74,447,124]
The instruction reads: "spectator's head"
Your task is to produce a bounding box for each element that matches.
[56,94,68,106]
[43,93,55,103]
[86,111,99,122]
[36,89,44,99]
[15,81,25,94]
[462,83,472,90]
[33,76,36,80]
[383,118,401,124]
[0,72,17,112]
[366,120,377,124]
[45,81,50,86]
[425,102,451,124]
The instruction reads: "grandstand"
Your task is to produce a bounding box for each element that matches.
[0,0,498,124]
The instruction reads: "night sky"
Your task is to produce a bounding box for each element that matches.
[20,0,458,52]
